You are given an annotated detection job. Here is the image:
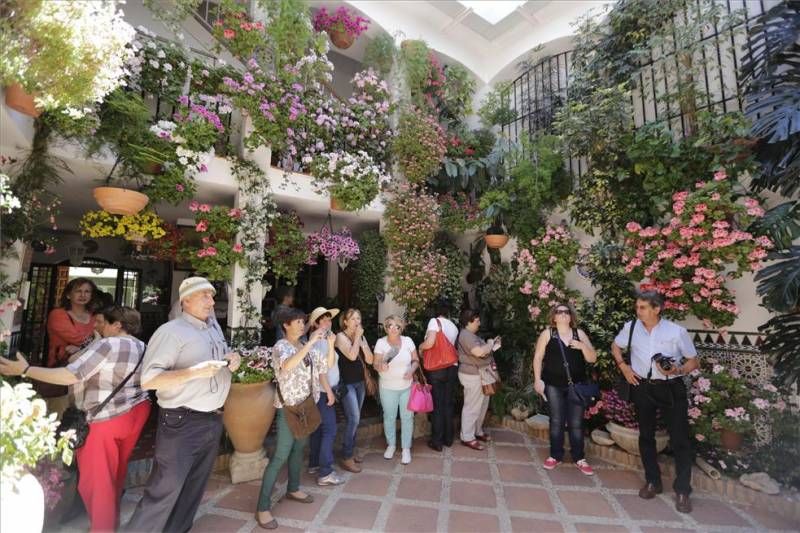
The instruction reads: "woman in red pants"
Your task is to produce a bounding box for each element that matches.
[0,306,150,532]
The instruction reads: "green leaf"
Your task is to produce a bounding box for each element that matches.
[755,246,800,313]
[759,311,800,388]
[748,201,800,250]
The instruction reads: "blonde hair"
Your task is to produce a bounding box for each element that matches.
[339,308,362,331]
[383,314,405,332]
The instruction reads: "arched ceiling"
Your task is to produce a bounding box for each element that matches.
[307,0,614,83]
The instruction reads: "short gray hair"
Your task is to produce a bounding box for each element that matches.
[635,289,665,311]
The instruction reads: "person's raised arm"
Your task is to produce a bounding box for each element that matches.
[281,330,326,372]
[335,330,362,361]
[0,352,79,385]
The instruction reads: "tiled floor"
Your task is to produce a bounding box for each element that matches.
[63,428,798,533]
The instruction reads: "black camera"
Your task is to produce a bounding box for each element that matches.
[652,353,684,371]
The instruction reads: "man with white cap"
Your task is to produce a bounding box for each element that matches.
[125,277,241,532]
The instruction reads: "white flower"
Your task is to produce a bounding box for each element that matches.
[156,49,166,59]
[149,59,160,69]
[163,63,173,72]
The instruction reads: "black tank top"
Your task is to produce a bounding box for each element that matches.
[337,344,364,384]
[542,328,587,387]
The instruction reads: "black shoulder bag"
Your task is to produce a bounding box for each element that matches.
[553,328,599,408]
[58,348,146,450]
[614,319,637,402]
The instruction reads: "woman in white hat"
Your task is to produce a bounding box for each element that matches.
[306,306,342,486]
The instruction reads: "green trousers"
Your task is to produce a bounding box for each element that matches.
[257,408,308,511]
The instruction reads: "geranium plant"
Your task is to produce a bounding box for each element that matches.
[79,210,166,244]
[688,361,756,445]
[0,1,134,113]
[310,151,386,211]
[266,212,306,285]
[231,346,275,384]
[305,225,360,269]
[394,108,446,185]
[212,2,268,60]
[438,192,485,233]
[388,248,448,318]
[383,184,440,251]
[312,6,370,39]
[183,201,244,281]
[622,170,773,328]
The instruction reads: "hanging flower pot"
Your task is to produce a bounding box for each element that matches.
[330,196,346,211]
[93,187,149,216]
[719,428,744,451]
[327,28,355,49]
[485,233,509,249]
[4,84,41,117]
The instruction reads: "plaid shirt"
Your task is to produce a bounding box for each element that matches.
[67,335,149,422]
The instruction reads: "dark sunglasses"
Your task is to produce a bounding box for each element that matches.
[555,309,571,315]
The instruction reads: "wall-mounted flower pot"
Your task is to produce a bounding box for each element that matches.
[719,428,743,451]
[93,187,149,216]
[327,29,354,49]
[4,84,41,117]
[330,196,346,211]
[485,234,509,249]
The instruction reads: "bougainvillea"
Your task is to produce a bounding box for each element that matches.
[383,184,440,251]
[394,108,446,185]
[622,170,773,327]
[512,224,581,330]
[388,248,448,318]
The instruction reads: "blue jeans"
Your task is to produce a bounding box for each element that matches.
[545,384,585,462]
[341,381,365,459]
[309,395,337,477]
[379,386,413,449]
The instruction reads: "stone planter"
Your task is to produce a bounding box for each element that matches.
[327,28,354,49]
[606,421,668,456]
[5,84,41,117]
[485,233,509,249]
[1,470,45,533]
[222,381,276,483]
[720,428,744,451]
[93,187,149,216]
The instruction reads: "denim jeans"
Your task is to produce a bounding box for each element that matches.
[257,409,308,512]
[341,381,365,459]
[309,396,337,477]
[545,384,585,462]
[379,386,413,449]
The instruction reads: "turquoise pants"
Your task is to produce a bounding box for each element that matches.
[379,386,413,449]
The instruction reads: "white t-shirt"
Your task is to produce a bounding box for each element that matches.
[426,317,458,345]
[314,339,339,388]
[374,336,416,390]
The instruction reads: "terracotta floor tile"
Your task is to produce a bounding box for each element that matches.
[384,504,440,533]
[323,497,381,529]
[595,468,644,490]
[403,455,445,475]
[504,486,554,513]
[573,523,631,533]
[535,447,553,461]
[273,493,327,522]
[200,477,231,503]
[189,513,247,533]
[740,504,800,531]
[451,460,492,480]
[447,510,501,533]
[493,445,534,463]
[639,527,695,533]
[557,490,618,518]
[689,498,751,527]
[510,516,565,533]
[452,441,490,458]
[359,452,397,472]
[449,480,497,508]
[396,476,443,502]
[615,494,682,522]
[497,463,542,485]
[215,483,260,512]
[545,466,596,487]
[342,472,392,496]
[492,430,526,444]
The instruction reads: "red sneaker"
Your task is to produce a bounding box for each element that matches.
[543,457,561,470]
[576,459,594,476]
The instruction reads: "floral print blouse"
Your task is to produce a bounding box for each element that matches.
[271,339,327,408]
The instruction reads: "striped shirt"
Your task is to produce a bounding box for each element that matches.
[67,335,148,421]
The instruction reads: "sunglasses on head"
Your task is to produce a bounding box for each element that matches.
[555,309,571,315]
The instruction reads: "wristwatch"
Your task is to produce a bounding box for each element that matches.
[21,363,30,378]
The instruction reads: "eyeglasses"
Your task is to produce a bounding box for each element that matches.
[555,309,571,315]
[386,324,401,330]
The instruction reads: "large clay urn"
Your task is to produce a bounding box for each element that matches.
[223,381,276,483]
[5,84,41,117]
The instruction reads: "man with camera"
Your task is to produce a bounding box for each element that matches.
[611,290,698,514]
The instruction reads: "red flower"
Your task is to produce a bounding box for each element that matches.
[223,29,235,39]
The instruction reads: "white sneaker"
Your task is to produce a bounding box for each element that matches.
[401,448,411,464]
[317,471,345,486]
[383,445,396,459]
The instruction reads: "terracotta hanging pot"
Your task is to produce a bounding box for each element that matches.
[4,84,41,117]
[485,233,509,249]
[330,195,346,211]
[327,28,354,49]
[223,381,276,453]
[719,428,744,451]
[93,187,149,216]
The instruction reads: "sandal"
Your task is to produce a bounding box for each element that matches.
[285,492,314,504]
[475,433,492,443]
[461,439,485,451]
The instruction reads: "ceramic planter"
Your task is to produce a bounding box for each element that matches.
[93,187,149,216]
[719,428,744,451]
[330,196,346,211]
[223,381,276,483]
[4,84,41,117]
[606,421,669,456]
[1,470,45,533]
[327,28,355,49]
[485,233,509,249]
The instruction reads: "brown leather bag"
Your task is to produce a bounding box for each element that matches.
[276,357,321,439]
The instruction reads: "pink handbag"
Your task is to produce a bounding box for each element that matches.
[407,371,433,413]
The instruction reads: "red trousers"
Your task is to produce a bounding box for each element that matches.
[76,400,151,532]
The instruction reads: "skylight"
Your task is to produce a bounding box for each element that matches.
[457,0,527,25]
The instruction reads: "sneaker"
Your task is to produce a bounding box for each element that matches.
[401,448,411,464]
[542,457,561,470]
[317,472,345,486]
[383,445,396,460]
[576,459,594,476]
[307,466,319,475]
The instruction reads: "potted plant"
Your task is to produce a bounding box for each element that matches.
[223,346,276,483]
[305,225,360,270]
[602,389,669,456]
[338,69,394,167]
[478,189,511,249]
[125,28,189,104]
[211,2,268,60]
[312,6,370,50]
[310,151,386,211]
[394,107,447,185]
[1,382,74,533]
[383,183,440,251]
[265,212,307,285]
[183,202,244,282]
[438,192,486,233]
[388,248,448,318]
[79,209,166,249]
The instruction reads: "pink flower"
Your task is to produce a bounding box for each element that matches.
[695,434,705,442]
[688,407,701,419]
[205,246,217,256]
[712,364,724,374]
[695,377,711,392]
[625,221,642,233]
[189,200,200,212]
[695,181,706,189]
[232,243,243,253]
[199,203,211,213]
[228,208,242,218]
[223,29,235,39]
[195,221,208,232]
[752,398,769,410]
[713,170,727,181]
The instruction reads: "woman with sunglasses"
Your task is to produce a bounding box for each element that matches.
[532,302,597,476]
[374,315,419,465]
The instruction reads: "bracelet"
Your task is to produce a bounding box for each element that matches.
[21,363,30,377]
